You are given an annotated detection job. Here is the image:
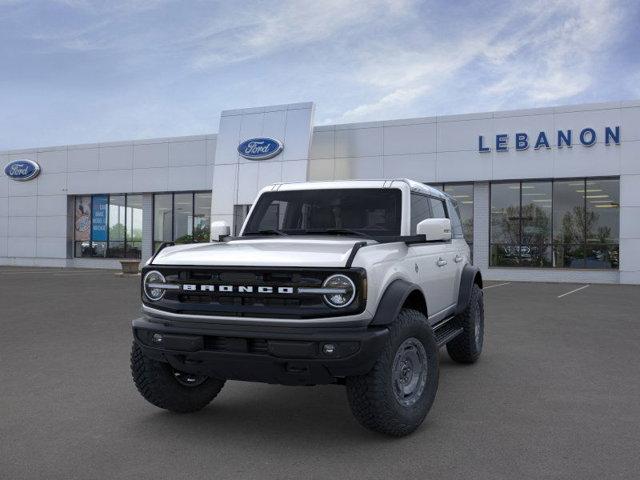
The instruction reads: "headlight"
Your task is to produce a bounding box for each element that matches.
[322,274,356,308]
[143,270,166,301]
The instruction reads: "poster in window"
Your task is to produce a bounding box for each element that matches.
[91,195,108,242]
[74,196,91,241]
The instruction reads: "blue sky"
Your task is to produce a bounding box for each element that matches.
[1,0,639,150]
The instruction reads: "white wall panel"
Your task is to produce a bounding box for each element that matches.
[36,237,67,258]
[37,195,67,217]
[282,106,315,162]
[383,123,436,155]
[281,160,308,182]
[309,130,334,159]
[382,153,436,181]
[36,149,67,173]
[237,162,259,204]
[169,140,206,167]
[68,147,99,172]
[620,140,640,175]
[437,118,494,152]
[335,127,382,158]
[133,167,169,192]
[8,178,37,196]
[97,169,133,193]
[134,142,169,169]
[8,196,37,216]
[8,217,36,237]
[167,166,208,191]
[335,156,383,179]
[308,159,334,181]
[99,144,133,170]
[67,171,102,195]
[7,237,36,257]
[37,173,67,195]
[257,161,282,189]
[437,151,492,182]
[620,106,640,142]
[37,215,67,237]
[214,114,242,165]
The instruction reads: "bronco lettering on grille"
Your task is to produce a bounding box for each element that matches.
[181,284,295,294]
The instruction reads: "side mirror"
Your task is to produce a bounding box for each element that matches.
[210,220,231,242]
[416,218,452,242]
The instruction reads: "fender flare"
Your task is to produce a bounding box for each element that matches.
[455,264,483,315]
[370,279,425,326]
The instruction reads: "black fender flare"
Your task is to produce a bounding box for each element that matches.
[455,265,483,315]
[370,279,425,326]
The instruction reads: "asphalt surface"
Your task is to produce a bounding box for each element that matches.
[1,268,639,480]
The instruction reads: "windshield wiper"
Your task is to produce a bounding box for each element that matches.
[304,228,373,239]
[245,229,288,236]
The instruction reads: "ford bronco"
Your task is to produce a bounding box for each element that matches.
[131,179,484,436]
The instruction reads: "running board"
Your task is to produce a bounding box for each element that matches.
[433,317,463,347]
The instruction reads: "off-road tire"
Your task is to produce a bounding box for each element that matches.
[131,342,225,413]
[345,309,439,436]
[447,283,484,364]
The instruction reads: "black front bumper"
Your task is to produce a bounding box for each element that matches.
[132,317,389,386]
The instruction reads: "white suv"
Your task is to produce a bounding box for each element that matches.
[131,179,484,436]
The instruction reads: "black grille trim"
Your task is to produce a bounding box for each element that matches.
[142,266,366,319]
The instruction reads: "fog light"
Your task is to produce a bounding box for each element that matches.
[152,333,163,343]
[322,343,336,355]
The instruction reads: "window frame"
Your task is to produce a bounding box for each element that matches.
[73,193,143,259]
[489,177,619,269]
[152,191,212,252]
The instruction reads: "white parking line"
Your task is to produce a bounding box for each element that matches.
[483,282,511,290]
[557,284,590,298]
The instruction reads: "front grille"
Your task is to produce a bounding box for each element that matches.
[143,266,366,319]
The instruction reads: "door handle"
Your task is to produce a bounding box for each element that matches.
[436,258,447,267]
[454,254,464,263]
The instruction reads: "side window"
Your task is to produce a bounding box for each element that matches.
[429,197,447,219]
[410,193,431,234]
[446,198,464,239]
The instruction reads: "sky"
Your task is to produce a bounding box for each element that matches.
[1,0,639,150]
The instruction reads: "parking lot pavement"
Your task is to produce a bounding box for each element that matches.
[1,268,639,480]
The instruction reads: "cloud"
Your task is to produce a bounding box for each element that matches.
[191,0,415,70]
[334,0,626,122]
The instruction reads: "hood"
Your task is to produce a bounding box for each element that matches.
[151,236,372,268]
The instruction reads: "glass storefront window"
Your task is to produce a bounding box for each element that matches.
[73,193,143,259]
[490,182,520,267]
[153,194,172,252]
[194,192,212,242]
[126,195,143,258]
[443,183,474,246]
[491,178,619,269]
[152,192,212,251]
[173,193,193,243]
[108,195,126,258]
[520,181,552,267]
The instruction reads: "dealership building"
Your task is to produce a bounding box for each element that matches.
[1,100,639,284]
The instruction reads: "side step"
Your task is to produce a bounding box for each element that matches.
[433,319,463,347]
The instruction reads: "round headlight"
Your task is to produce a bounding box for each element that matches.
[322,274,356,308]
[143,270,166,301]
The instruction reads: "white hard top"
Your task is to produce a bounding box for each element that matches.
[262,179,446,199]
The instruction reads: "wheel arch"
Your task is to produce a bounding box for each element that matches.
[370,279,428,326]
[455,264,482,316]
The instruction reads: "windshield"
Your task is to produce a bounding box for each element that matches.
[242,188,402,237]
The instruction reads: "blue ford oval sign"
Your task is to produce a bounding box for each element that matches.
[4,159,41,181]
[237,137,283,160]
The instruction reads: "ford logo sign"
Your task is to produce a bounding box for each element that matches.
[4,159,41,181]
[237,137,283,160]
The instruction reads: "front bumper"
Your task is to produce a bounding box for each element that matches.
[132,316,389,386]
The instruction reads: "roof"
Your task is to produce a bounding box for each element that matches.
[263,178,446,199]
